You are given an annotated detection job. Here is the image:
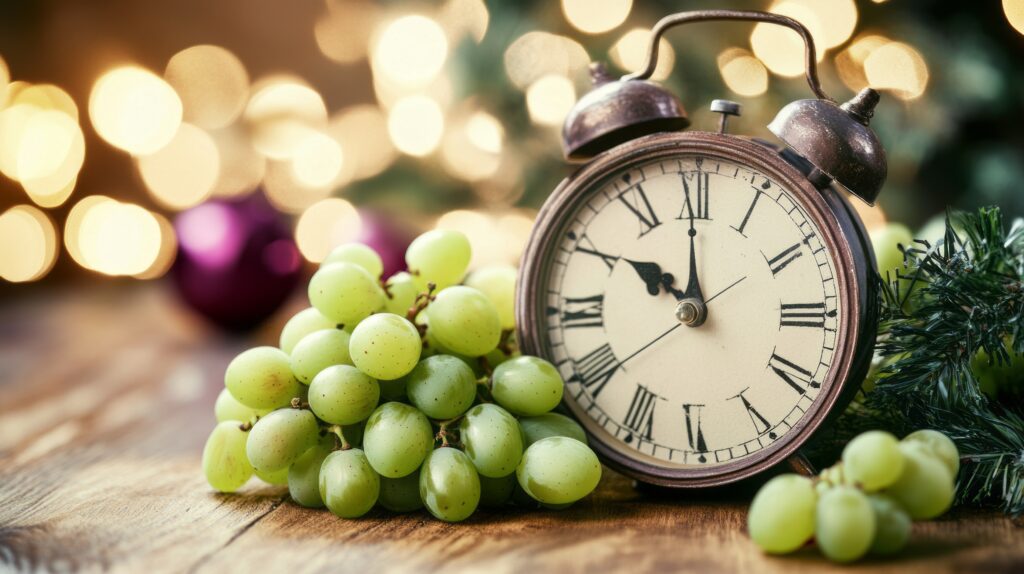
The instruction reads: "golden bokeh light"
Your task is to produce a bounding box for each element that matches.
[291,131,344,188]
[441,110,504,182]
[295,198,363,263]
[210,127,266,197]
[10,83,79,120]
[76,199,163,276]
[244,77,328,160]
[19,110,84,204]
[165,45,250,130]
[562,0,632,35]
[372,15,449,88]
[314,0,379,64]
[504,32,590,90]
[327,105,397,181]
[526,74,576,127]
[440,0,489,43]
[138,122,221,210]
[435,209,536,269]
[782,0,857,50]
[611,28,675,80]
[0,205,58,283]
[27,178,77,209]
[65,196,115,268]
[89,66,183,155]
[263,159,333,214]
[0,105,36,180]
[387,96,444,156]
[1004,0,1024,35]
[750,1,825,78]
[133,212,178,280]
[717,48,769,97]
[835,34,890,92]
[372,70,454,111]
[864,41,929,100]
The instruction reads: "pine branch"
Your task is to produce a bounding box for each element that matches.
[811,207,1024,515]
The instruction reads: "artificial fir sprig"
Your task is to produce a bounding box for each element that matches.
[810,207,1024,515]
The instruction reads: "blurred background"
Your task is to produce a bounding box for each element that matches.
[1,0,1022,330]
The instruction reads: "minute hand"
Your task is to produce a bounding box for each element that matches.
[682,214,705,302]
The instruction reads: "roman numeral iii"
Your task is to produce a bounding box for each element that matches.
[780,302,834,328]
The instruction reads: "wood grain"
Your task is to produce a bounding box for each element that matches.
[1,286,1021,573]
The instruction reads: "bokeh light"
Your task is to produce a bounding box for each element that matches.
[314,0,379,64]
[1006,0,1024,36]
[836,34,890,92]
[138,123,221,210]
[209,127,266,197]
[295,198,363,263]
[10,83,79,119]
[65,196,114,268]
[327,105,397,181]
[244,76,328,160]
[435,209,536,269]
[441,110,504,181]
[165,45,249,130]
[134,213,178,280]
[864,42,929,100]
[440,0,489,43]
[74,198,163,276]
[526,75,576,127]
[291,131,344,188]
[387,96,444,156]
[562,0,632,35]
[611,28,675,80]
[750,1,825,78]
[17,110,85,205]
[89,66,183,155]
[0,205,58,283]
[372,15,448,88]
[504,32,590,90]
[263,159,333,214]
[717,48,769,97]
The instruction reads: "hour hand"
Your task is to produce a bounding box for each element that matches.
[625,259,683,299]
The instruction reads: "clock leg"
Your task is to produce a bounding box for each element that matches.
[787,452,817,476]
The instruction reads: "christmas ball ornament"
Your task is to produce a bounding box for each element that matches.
[516,9,888,487]
[356,210,415,279]
[172,193,302,330]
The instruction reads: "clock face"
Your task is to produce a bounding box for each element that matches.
[541,152,845,472]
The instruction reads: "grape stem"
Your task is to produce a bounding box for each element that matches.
[290,397,310,410]
[433,416,464,448]
[325,424,352,451]
[238,421,253,432]
[406,283,437,330]
[498,329,517,356]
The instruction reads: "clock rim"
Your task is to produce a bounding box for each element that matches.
[515,130,863,488]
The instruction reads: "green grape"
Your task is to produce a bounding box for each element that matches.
[465,264,517,330]
[379,377,408,402]
[363,402,434,478]
[405,229,471,290]
[419,447,481,522]
[288,438,333,508]
[279,307,336,354]
[322,243,383,279]
[516,437,600,505]
[289,328,353,384]
[867,494,912,556]
[254,464,289,485]
[747,474,816,554]
[349,313,422,380]
[202,421,253,493]
[815,486,876,563]
[308,262,386,325]
[214,388,269,424]
[308,365,380,425]
[491,356,564,416]
[378,473,424,513]
[319,448,380,518]
[224,347,300,409]
[483,345,515,372]
[245,408,320,472]
[460,403,524,478]
[903,429,960,477]
[405,355,477,419]
[384,271,420,316]
[479,474,516,508]
[519,413,587,447]
[426,286,501,357]
[842,430,905,492]
[884,442,955,519]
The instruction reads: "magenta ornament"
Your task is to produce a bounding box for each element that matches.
[172,193,302,331]
[356,210,414,279]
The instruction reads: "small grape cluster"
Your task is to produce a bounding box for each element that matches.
[201,230,602,522]
[748,429,959,562]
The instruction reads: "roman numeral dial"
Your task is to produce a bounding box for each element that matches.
[545,155,844,470]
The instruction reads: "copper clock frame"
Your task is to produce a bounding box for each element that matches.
[516,130,877,488]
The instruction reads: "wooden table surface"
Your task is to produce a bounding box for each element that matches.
[1,285,1022,573]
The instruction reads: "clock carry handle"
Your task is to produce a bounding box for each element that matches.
[622,9,834,103]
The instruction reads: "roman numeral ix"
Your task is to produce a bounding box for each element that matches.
[561,294,604,329]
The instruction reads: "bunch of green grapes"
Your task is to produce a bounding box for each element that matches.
[202,231,602,522]
[748,429,959,563]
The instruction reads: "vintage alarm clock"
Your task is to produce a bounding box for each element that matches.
[516,10,885,487]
